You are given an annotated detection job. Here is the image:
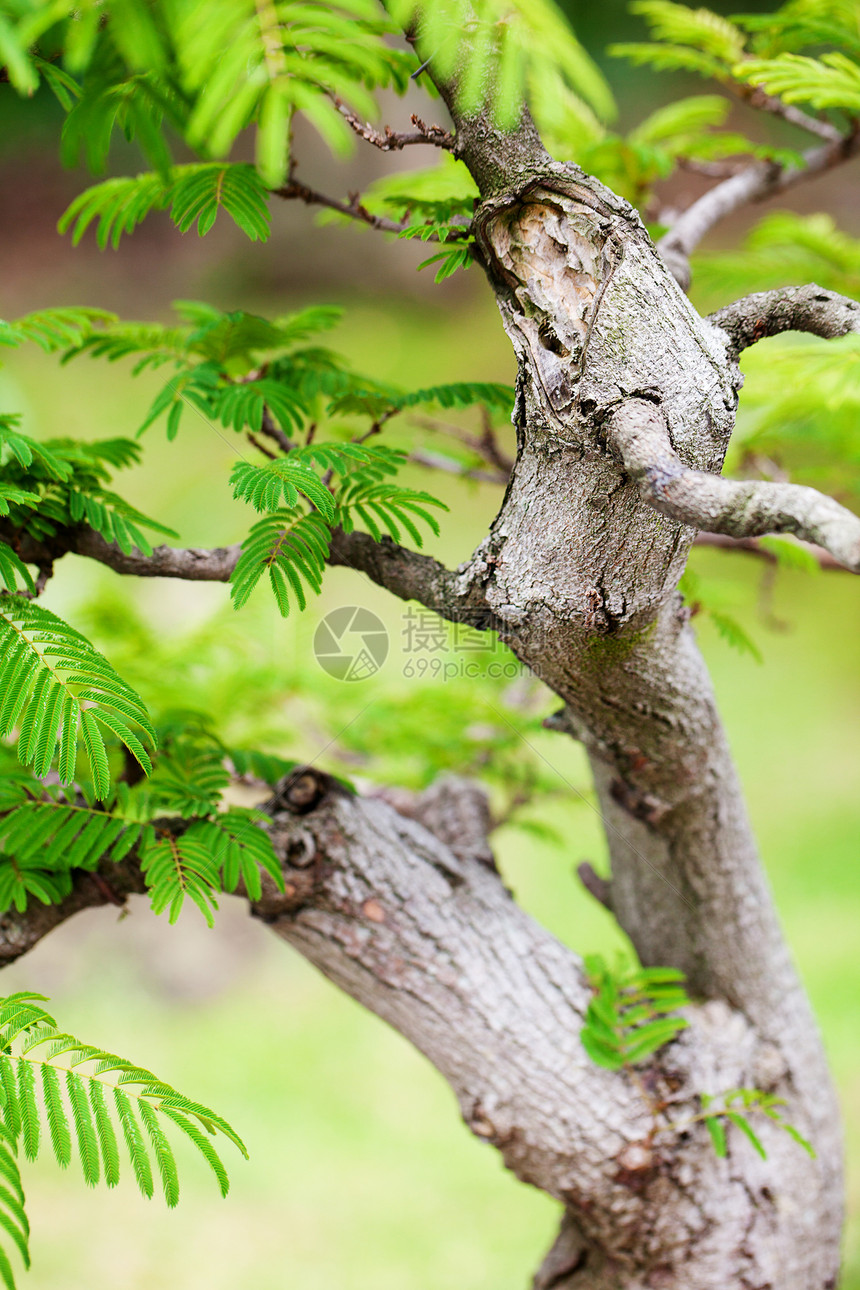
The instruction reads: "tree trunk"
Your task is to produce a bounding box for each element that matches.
[0,91,847,1290]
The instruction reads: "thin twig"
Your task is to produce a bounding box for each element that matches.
[259,407,294,454]
[410,449,508,484]
[693,531,846,572]
[659,125,860,287]
[273,176,423,236]
[333,99,454,152]
[246,431,278,460]
[411,413,515,474]
[609,398,860,573]
[731,80,843,144]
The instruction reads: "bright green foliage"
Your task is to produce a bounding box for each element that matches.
[59,300,346,440]
[610,0,860,155]
[386,0,613,127]
[230,446,376,518]
[679,570,763,663]
[581,960,816,1161]
[0,795,150,913]
[59,164,272,249]
[699,1088,815,1159]
[0,425,177,557]
[0,546,33,596]
[580,956,690,1071]
[735,1,860,58]
[738,51,860,111]
[0,0,412,184]
[230,511,332,617]
[174,0,412,184]
[0,992,246,1287]
[416,238,476,283]
[0,598,156,796]
[622,1,746,65]
[0,733,285,921]
[188,811,285,900]
[0,309,115,354]
[144,733,232,818]
[359,155,480,225]
[692,208,860,511]
[335,474,444,547]
[693,212,860,307]
[0,0,858,1274]
[139,833,222,926]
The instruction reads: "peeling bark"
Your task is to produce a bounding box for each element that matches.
[1,42,851,1290]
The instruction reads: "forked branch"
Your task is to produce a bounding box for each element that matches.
[607,398,860,573]
[658,129,860,287]
[333,99,455,151]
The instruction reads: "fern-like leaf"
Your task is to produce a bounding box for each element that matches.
[0,598,156,796]
[230,460,336,517]
[139,833,220,926]
[187,811,284,901]
[230,511,331,616]
[337,480,446,547]
[737,52,860,113]
[0,598,154,789]
[0,547,33,597]
[0,990,247,1277]
[626,1,745,64]
[0,1124,28,1289]
[0,800,148,911]
[58,163,271,248]
[0,308,115,354]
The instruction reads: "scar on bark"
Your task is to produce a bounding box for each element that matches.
[266,766,351,815]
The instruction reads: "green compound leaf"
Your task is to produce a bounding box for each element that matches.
[0,598,156,795]
[0,992,246,1277]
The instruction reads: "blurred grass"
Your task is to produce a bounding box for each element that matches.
[0,288,858,1288]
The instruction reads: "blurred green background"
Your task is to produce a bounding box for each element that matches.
[1,2,859,1287]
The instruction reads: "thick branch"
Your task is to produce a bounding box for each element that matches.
[402,12,551,198]
[2,518,489,623]
[0,851,146,966]
[658,129,860,287]
[0,521,241,581]
[708,283,860,356]
[0,766,840,1285]
[608,398,860,573]
[327,528,488,621]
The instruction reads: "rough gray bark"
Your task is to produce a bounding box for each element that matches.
[2,42,854,1290]
[7,769,831,1290]
[608,398,860,570]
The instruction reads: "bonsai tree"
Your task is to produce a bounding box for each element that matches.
[0,0,858,1286]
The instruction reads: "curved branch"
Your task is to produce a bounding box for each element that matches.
[326,528,489,622]
[0,521,241,581]
[1,519,489,623]
[658,129,860,287]
[0,850,147,966]
[732,82,843,144]
[607,398,860,573]
[708,283,860,357]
